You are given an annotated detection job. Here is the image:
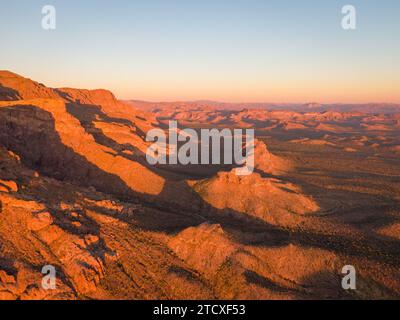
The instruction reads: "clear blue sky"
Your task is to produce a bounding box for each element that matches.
[0,0,399,103]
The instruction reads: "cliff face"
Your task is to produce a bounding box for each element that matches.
[0,71,60,101]
[0,99,165,197]
[0,70,169,196]
[57,88,119,107]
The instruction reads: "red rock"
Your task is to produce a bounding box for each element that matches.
[27,212,53,231]
[0,180,18,192]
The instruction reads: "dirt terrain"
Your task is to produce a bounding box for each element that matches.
[1,71,400,300]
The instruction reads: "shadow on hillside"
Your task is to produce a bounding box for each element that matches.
[299,269,400,299]
[0,105,141,201]
[1,104,400,272]
[66,102,232,180]
[0,84,21,100]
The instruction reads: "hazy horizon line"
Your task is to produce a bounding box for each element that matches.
[122,98,400,105]
[3,69,399,106]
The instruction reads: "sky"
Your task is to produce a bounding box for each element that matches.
[0,0,399,103]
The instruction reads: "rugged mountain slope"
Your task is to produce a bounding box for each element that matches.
[0,99,164,196]
[0,146,215,299]
[1,71,400,300]
[168,222,400,299]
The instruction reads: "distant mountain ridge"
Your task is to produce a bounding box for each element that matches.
[124,99,400,114]
[0,70,119,106]
[2,71,397,114]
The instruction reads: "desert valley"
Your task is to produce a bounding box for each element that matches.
[0,70,400,300]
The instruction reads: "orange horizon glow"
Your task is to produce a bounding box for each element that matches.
[2,1,399,105]
[38,72,398,105]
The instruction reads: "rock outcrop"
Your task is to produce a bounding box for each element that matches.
[191,170,319,224]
